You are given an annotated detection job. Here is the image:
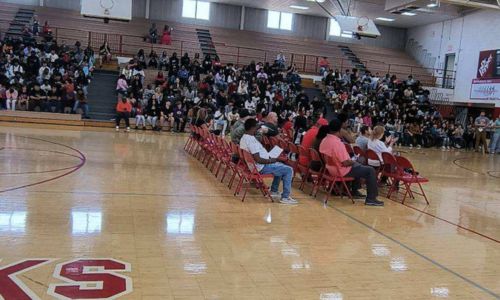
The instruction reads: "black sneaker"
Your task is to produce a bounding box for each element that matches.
[365,199,384,206]
[351,191,366,199]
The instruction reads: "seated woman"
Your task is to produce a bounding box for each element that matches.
[99,41,112,68]
[367,125,397,168]
[148,50,159,69]
[161,25,172,45]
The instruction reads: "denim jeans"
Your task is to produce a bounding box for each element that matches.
[260,162,294,199]
[490,132,500,154]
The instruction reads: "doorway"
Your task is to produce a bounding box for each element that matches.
[443,53,455,89]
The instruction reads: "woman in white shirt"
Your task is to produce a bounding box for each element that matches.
[367,126,396,167]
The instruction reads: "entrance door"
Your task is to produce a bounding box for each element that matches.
[443,54,455,89]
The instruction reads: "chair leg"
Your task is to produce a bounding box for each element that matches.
[387,180,397,199]
[342,182,354,204]
[418,182,429,204]
[401,183,411,204]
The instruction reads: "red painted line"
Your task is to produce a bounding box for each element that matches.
[387,197,500,244]
[0,136,86,193]
[0,147,83,175]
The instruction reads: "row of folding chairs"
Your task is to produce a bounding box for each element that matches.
[185,125,276,202]
[184,125,429,204]
[345,144,430,204]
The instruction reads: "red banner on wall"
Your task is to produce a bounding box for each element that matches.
[476,50,499,79]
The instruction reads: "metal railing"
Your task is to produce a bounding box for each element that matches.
[51,26,456,87]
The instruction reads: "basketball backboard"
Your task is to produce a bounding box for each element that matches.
[81,0,132,21]
[334,15,381,38]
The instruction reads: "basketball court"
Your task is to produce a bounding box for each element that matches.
[0,124,498,299]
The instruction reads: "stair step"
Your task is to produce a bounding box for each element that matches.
[6,31,22,36]
[196,28,210,33]
[15,15,33,20]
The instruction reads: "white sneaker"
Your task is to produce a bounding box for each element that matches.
[126,127,130,132]
[115,126,120,132]
[270,192,281,199]
[280,197,298,205]
[417,145,421,149]
[441,146,446,150]
[409,144,413,148]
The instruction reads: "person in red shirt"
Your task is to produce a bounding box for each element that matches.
[299,118,329,167]
[116,96,132,132]
[319,119,383,206]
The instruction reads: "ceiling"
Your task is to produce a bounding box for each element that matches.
[206,0,470,28]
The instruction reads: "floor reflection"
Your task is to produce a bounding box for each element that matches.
[71,211,102,235]
[390,256,408,272]
[165,210,195,235]
[431,287,450,298]
[0,211,26,233]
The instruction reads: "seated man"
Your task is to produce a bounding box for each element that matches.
[261,112,279,137]
[320,119,383,206]
[240,118,297,205]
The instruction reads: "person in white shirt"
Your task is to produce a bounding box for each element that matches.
[6,87,18,111]
[244,98,256,112]
[367,126,397,167]
[239,118,297,205]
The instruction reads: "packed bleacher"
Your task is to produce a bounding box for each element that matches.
[0,16,93,118]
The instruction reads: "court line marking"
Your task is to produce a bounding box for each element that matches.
[453,157,500,178]
[330,205,500,299]
[386,197,500,244]
[0,136,86,193]
[0,147,83,175]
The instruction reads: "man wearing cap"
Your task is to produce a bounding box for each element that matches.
[299,117,329,167]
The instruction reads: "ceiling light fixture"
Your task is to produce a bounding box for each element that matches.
[402,12,417,16]
[376,17,395,21]
[307,0,326,2]
[290,5,310,10]
[427,2,438,7]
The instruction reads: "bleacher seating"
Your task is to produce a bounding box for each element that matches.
[0,2,434,86]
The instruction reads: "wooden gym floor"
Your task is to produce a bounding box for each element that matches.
[0,123,498,300]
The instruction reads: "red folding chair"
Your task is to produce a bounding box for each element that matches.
[381,152,400,198]
[227,142,245,189]
[286,142,299,173]
[184,124,196,153]
[365,149,382,181]
[305,149,324,196]
[353,146,366,165]
[261,135,271,150]
[234,150,274,202]
[314,154,355,204]
[296,146,310,190]
[394,156,430,204]
[345,143,354,156]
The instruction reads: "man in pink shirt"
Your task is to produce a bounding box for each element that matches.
[320,119,383,206]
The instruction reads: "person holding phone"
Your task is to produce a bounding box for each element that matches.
[240,118,296,205]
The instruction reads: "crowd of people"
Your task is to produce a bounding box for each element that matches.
[112,44,500,204]
[114,49,306,133]
[0,16,92,117]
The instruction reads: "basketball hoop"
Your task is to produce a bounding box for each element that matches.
[357,16,369,32]
[100,0,115,16]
